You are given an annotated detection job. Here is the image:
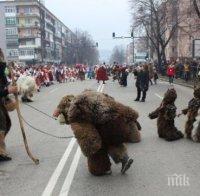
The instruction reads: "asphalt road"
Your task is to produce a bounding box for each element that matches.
[0,75,200,196]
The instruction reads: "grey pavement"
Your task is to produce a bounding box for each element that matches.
[0,76,200,196]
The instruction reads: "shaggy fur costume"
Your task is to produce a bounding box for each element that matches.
[182,86,200,140]
[149,89,184,141]
[55,90,141,175]
[17,75,37,102]
[191,108,200,142]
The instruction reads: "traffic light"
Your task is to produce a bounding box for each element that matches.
[112,32,115,38]
[131,31,134,38]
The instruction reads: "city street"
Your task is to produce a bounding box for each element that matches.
[0,75,200,196]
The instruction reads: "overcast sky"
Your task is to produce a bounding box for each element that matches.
[45,0,133,56]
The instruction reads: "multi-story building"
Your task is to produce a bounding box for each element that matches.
[165,0,200,60]
[0,0,74,64]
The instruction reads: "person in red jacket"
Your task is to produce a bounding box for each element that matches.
[96,64,108,84]
[167,63,175,84]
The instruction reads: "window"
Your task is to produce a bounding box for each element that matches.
[24,7,32,14]
[19,50,34,56]
[26,29,32,36]
[27,50,34,56]
[5,6,16,13]
[7,49,18,57]
[19,50,25,56]
[6,28,18,36]
[5,17,17,25]
[25,18,31,25]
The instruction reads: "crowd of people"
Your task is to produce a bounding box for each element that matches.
[163,60,200,83]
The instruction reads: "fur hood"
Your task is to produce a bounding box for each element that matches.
[194,86,200,99]
[163,88,177,104]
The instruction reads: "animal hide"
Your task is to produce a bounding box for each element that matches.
[191,108,200,142]
[17,76,37,97]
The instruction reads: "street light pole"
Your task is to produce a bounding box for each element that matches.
[112,30,135,64]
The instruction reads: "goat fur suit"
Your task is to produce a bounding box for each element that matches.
[17,75,37,102]
[54,90,141,176]
[149,88,184,141]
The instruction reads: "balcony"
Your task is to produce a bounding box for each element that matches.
[18,34,39,39]
[19,44,41,49]
[17,12,40,18]
[18,23,41,29]
[19,54,35,61]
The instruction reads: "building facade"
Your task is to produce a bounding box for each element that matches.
[165,0,200,61]
[0,0,74,64]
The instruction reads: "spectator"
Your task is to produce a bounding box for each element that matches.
[134,64,149,102]
[184,62,190,82]
[167,63,175,84]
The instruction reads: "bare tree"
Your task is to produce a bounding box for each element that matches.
[131,0,188,69]
[193,0,200,18]
[110,45,126,64]
[65,30,99,65]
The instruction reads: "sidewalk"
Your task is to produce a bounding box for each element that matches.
[159,75,195,88]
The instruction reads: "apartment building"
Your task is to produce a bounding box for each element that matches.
[0,0,74,64]
[165,0,200,60]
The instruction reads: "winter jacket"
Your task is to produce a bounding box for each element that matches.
[167,66,175,77]
[136,70,149,91]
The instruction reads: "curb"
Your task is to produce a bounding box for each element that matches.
[159,77,194,88]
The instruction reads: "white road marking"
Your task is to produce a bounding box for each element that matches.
[49,88,59,94]
[100,84,105,92]
[97,82,103,92]
[59,147,81,196]
[155,93,163,100]
[42,138,76,196]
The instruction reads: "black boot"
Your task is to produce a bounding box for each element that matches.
[21,96,28,102]
[121,157,134,174]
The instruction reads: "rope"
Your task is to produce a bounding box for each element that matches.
[20,115,74,140]
[23,103,57,120]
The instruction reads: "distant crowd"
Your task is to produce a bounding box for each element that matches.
[161,60,200,83]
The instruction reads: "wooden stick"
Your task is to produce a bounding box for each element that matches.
[9,62,39,165]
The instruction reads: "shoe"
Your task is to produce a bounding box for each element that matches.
[121,158,134,174]
[134,99,139,101]
[104,170,112,175]
[0,154,12,162]
[26,98,33,103]
[21,97,28,102]
[140,99,145,102]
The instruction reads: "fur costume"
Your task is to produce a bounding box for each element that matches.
[191,108,200,142]
[54,90,141,176]
[17,75,37,102]
[149,89,184,141]
[182,86,200,140]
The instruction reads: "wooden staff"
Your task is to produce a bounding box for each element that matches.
[9,62,39,165]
